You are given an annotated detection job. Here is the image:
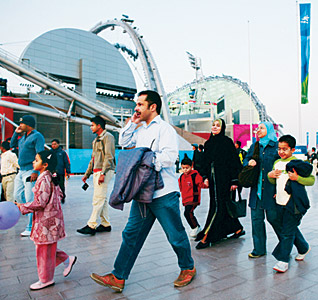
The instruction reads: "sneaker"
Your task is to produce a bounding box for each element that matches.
[63,256,77,277]
[77,225,96,235]
[295,247,311,261]
[248,252,266,258]
[273,261,288,273]
[90,273,125,292]
[174,267,196,287]
[30,280,55,290]
[96,225,112,233]
[20,230,31,237]
[189,226,200,238]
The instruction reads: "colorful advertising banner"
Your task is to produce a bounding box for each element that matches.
[300,3,311,104]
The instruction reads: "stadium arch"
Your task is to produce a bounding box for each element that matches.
[90,18,172,124]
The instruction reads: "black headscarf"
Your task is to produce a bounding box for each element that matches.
[204,118,228,164]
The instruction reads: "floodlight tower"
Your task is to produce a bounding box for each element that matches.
[186,51,205,108]
[186,51,204,82]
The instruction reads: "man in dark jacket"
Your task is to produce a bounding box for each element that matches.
[309,147,317,164]
[192,144,200,172]
[235,141,247,164]
[51,139,71,204]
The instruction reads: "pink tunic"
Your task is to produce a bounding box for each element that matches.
[19,170,66,244]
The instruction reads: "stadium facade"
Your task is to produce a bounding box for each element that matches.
[1,28,137,148]
[0,24,279,151]
[168,75,279,147]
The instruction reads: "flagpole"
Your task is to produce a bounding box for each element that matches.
[296,0,302,144]
[248,20,253,144]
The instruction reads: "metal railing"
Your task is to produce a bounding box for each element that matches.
[0,48,132,118]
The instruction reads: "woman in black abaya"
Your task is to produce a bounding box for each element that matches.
[195,119,245,249]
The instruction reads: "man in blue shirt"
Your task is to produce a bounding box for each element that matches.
[11,115,45,236]
[90,90,195,292]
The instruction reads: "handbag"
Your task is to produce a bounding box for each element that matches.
[238,142,260,187]
[226,189,247,218]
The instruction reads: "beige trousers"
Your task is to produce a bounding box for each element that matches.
[87,170,114,229]
[2,174,16,202]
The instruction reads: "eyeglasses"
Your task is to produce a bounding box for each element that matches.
[277,148,291,152]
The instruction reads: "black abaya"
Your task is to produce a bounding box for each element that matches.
[195,119,243,245]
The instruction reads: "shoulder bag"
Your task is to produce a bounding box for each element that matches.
[226,189,247,218]
[238,141,260,188]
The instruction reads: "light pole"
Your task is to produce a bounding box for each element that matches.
[186,51,204,107]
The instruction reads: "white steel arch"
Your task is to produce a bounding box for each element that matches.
[90,19,173,124]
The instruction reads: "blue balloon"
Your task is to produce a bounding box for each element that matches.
[0,201,21,230]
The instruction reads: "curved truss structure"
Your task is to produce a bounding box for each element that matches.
[220,75,269,122]
[90,19,172,124]
[168,74,282,135]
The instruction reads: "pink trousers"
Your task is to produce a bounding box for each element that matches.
[35,242,69,283]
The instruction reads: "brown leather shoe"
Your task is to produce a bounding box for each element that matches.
[90,273,125,292]
[174,267,196,287]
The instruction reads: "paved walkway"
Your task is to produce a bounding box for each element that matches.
[1,175,318,300]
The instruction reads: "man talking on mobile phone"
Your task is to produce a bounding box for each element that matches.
[77,116,116,236]
[90,91,195,292]
[10,115,45,237]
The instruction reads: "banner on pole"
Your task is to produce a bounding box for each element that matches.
[300,3,311,104]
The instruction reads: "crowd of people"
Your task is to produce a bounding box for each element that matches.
[179,121,313,274]
[0,90,315,292]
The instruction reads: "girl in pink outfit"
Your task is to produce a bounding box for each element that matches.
[17,150,77,290]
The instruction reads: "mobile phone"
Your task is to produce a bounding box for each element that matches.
[82,183,89,191]
[26,176,31,182]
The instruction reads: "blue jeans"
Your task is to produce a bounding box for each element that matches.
[251,198,281,255]
[272,205,309,263]
[14,169,35,231]
[112,192,194,280]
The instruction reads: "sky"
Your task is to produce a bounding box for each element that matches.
[0,0,317,145]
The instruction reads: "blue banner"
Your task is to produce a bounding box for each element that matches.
[300,3,311,104]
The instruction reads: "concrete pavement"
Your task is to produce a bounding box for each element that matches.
[1,175,318,300]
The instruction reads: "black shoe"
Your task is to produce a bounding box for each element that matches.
[248,252,266,258]
[96,225,112,232]
[77,225,96,235]
[229,229,246,239]
[195,241,211,250]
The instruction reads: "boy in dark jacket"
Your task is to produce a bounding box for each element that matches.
[178,156,206,238]
[51,139,71,204]
[268,135,315,273]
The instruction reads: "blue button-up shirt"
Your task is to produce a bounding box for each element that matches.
[119,115,179,199]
